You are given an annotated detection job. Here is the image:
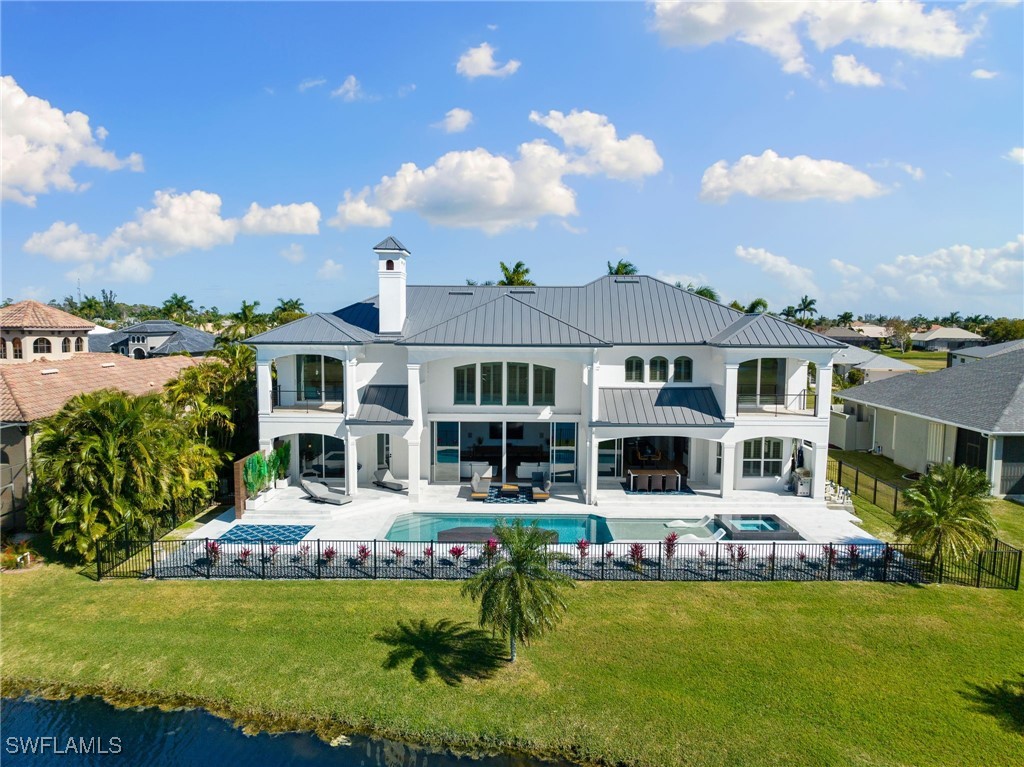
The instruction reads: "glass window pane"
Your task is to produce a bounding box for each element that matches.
[764,460,783,477]
[625,357,644,382]
[760,358,781,399]
[480,362,503,405]
[323,357,345,400]
[298,355,322,401]
[650,357,668,382]
[765,438,783,460]
[737,360,758,400]
[743,439,761,459]
[507,363,529,405]
[674,357,693,382]
[742,460,760,477]
[454,365,476,405]
[299,433,325,478]
[533,365,555,406]
[322,436,346,478]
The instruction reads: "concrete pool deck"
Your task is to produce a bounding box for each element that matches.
[186,482,878,545]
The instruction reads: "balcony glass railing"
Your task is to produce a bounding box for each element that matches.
[271,388,344,414]
[736,391,817,416]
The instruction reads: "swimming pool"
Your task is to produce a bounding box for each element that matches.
[385,513,612,544]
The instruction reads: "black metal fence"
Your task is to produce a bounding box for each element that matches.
[827,457,908,514]
[95,536,1021,589]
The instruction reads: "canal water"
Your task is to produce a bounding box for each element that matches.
[1,696,567,767]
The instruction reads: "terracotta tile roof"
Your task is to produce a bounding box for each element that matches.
[0,300,94,331]
[0,353,199,423]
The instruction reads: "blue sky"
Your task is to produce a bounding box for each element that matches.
[2,1,1022,318]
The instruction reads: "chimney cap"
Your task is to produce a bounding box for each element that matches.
[373,236,410,255]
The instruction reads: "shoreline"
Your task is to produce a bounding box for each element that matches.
[0,677,582,767]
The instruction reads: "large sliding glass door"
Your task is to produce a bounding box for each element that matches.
[737,358,786,408]
[433,422,460,482]
[295,355,345,405]
[430,420,578,484]
[299,434,346,480]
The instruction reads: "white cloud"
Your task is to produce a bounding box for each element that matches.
[329,188,393,230]
[528,109,663,180]
[332,110,661,233]
[280,244,306,264]
[316,259,344,280]
[970,68,999,79]
[24,189,321,283]
[238,202,320,235]
[650,1,977,76]
[1,75,143,206]
[1005,147,1024,165]
[656,270,706,288]
[487,24,499,31]
[829,258,864,279]
[735,246,819,294]
[559,221,587,235]
[897,162,925,181]
[456,43,521,78]
[398,83,417,98]
[331,75,364,102]
[832,54,884,86]
[700,149,886,203]
[298,77,327,92]
[436,108,474,134]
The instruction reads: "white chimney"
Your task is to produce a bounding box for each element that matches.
[373,236,410,334]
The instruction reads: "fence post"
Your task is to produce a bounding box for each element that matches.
[206,538,212,579]
[601,543,606,581]
[838,461,843,488]
[881,544,889,583]
[149,528,156,579]
[713,541,720,581]
[95,538,103,581]
[892,485,898,515]
[430,540,435,579]
[373,540,378,579]
[975,551,984,589]
[657,542,663,581]
[827,546,833,581]
[316,539,321,580]
[937,553,944,585]
[872,477,878,506]
[770,542,776,581]
[854,468,859,496]
[260,539,266,580]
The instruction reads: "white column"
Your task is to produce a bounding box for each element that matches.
[585,430,599,505]
[407,363,423,502]
[815,365,833,417]
[407,439,421,502]
[257,361,272,415]
[345,430,358,496]
[719,442,736,498]
[345,358,358,417]
[723,363,739,420]
[811,441,828,499]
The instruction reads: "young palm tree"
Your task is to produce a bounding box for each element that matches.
[162,293,195,323]
[780,306,798,321]
[271,298,306,326]
[796,295,818,320]
[894,464,996,568]
[607,259,638,275]
[682,283,720,302]
[836,311,855,326]
[221,300,269,341]
[462,519,575,662]
[729,298,769,314]
[497,261,536,286]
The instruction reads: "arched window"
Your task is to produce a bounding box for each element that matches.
[62,337,71,353]
[625,356,644,383]
[386,259,395,271]
[33,338,52,354]
[0,340,6,359]
[12,338,22,359]
[133,348,146,359]
[650,356,669,382]
[673,356,693,383]
[75,337,84,352]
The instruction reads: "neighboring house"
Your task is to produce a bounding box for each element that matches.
[833,350,1024,499]
[245,237,844,506]
[851,322,891,342]
[910,325,984,352]
[823,327,880,350]
[948,338,1024,366]
[89,320,217,358]
[832,345,920,384]
[0,300,94,365]
[0,353,199,531]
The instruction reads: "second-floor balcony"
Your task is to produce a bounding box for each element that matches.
[737,391,817,417]
[271,387,344,415]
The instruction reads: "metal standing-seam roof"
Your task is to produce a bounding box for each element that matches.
[348,385,412,425]
[373,236,409,252]
[710,313,843,349]
[831,346,920,372]
[89,320,217,355]
[952,338,1024,360]
[838,349,1024,434]
[594,387,729,427]
[245,313,374,345]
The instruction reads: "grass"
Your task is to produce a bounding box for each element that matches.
[3,558,1023,765]
[879,348,949,372]
[830,450,915,488]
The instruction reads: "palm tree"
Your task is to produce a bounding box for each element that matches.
[941,311,963,327]
[78,295,103,320]
[682,283,720,302]
[497,261,535,286]
[607,259,638,275]
[462,519,575,662]
[836,311,855,326]
[780,306,798,321]
[221,300,268,341]
[729,298,768,314]
[271,297,306,327]
[162,293,195,323]
[894,464,996,569]
[796,295,818,320]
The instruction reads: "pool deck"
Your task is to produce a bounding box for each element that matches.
[186,481,876,545]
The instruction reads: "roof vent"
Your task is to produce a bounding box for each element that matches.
[509,289,536,294]
[40,368,59,375]
[101,362,116,368]
[614,278,640,284]
[448,290,474,296]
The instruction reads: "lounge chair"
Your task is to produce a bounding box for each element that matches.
[373,468,408,492]
[666,515,712,529]
[531,477,552,502]
[469,472,491,501]
[300,479,352,506]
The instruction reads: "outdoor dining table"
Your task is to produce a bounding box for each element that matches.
[627,468,682,491]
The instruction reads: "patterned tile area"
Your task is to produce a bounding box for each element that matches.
[482,488,536,504]
[218,525,314,544]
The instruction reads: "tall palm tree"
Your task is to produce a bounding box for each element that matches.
[796,295,818,320]
[162,293,195,323]
[780,306,798,321]
[941,310,963,327]
[221,300,268,341]
[271,297,307,327]
[682,283,720,302]
[607,259,638,275]
[894,464,996,568]
[836,311,855,325]
[497,261,535,286]
[462,519,575,662]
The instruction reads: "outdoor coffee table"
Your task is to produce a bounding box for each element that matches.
[499,484,520,498]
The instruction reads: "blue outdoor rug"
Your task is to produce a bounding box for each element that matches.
[620,482,696,496]
[217,525,313,544]
[482,487,536,504]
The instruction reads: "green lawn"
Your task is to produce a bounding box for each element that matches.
[831,450,915,488]
[3,561,1023,766]
[854,493,1024,549]
[879,348,949,372]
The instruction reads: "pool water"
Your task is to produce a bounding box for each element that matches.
[603,518,719,541]
[733,519,781,532]
[385,513,612,544]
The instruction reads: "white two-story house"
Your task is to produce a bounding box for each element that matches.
[246,237,842,506]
